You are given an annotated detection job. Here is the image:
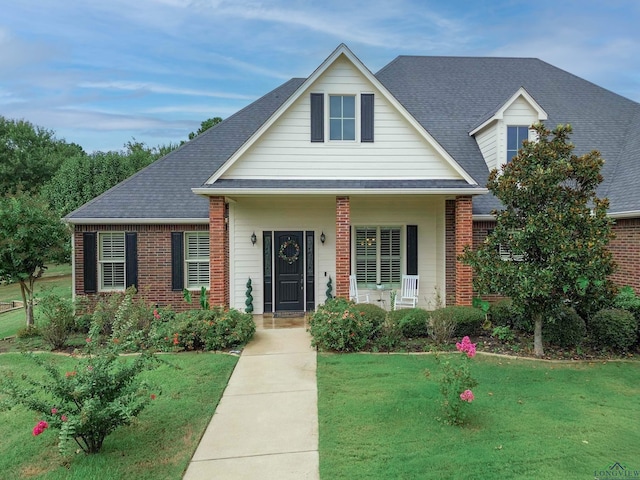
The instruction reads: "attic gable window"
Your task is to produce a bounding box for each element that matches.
[507,126,529,162]
[310,93,374,143]
[330,95,356,140]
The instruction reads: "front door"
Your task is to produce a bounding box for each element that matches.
[274,231,304,311]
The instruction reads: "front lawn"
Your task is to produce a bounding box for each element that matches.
[0,352,237,479]
[317,354,639,479]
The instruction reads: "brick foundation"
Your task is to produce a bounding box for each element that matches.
[335,196,351,299]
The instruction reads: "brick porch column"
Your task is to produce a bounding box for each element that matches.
[455,196,473,306]
[209,196,229,307]
[335,196,351,299]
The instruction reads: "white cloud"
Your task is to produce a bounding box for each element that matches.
[77,81,255,100]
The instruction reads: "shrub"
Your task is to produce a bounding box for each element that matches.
[436,336,478,425]
[397,308,431,338]
[489,299,534,333]
[447,306,485,337]
[149,307,255,352]
[0,335,160,455]
[354,303,387,338]
[37,290,76,350]
[74,314,92,333]
[428,308,457,345]
[372,317,403,351]
[588,308,638,352]
[491,325,514,342]
[16,325,40,338]
[613,286,640,321]
[308,298,372,352]
[543,306,586,348]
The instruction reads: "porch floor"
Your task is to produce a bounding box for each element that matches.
[254,313,309,330]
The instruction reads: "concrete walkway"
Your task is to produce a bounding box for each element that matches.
[183,326,319,480]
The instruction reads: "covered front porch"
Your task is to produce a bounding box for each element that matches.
[206,194,474,314]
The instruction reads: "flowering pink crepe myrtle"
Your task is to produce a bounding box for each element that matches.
[32,421,48,436]
[456,336,477,358]
[460,389,475,402]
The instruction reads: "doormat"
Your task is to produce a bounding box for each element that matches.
[274,311,305,318]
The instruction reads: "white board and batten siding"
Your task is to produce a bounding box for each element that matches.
[223,56,463,181]
[474,96,541,172]
[228,196,446,314]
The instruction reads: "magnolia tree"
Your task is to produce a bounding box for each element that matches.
[0,193,69,326]
[462,124,615,356]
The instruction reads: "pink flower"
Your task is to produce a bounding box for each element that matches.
[61,415,68,422]
[51,408,58,414]
[65,371,76,378]
[150,394,157,400]
[456,336,477,358]
[460,389,475,402]
[86,337,92,343]
[32,421,49,436]
[153,309,161,320]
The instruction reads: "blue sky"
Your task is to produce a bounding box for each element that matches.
[1,0,639,152]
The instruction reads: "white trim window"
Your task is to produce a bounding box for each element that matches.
[185,232,210,289]
[507,125,529,163]
[99,232,125,291]
[355,226,401,287]
[329,95,356,141]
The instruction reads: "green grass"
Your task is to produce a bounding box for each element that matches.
[0,264,72,338]
[318,354,640,479]
[0,352,237,479]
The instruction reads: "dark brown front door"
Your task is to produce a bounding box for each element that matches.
[274,231,304,311]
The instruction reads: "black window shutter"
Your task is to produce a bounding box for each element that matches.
[171,232,184,291]
[361,94,374,142]
[83,232,97,293]
[125,232,138,289]
[310,93,324,142]
[406,225,418,275]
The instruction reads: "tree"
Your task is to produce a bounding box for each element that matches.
[0,116,84,195]
[462,124,615,356]
[42,140,173,216]
[0,193,69,326]
[188,117,222,140]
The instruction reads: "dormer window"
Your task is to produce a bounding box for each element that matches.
[507,126,529,163]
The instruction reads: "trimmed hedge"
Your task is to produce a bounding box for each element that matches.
[543,306,586,348]
[588,308,638,352]
[448,306,485,336]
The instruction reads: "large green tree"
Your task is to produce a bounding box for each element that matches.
[0,116,83,194]
[0,193,69,326]
[462,124,615,356]
[42,141,175,216]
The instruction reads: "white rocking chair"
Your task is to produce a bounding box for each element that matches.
[394,275,419,309]
[349,275,370,304]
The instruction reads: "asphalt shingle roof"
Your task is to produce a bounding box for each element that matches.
[66,54,640,222]
[375,56,640,215]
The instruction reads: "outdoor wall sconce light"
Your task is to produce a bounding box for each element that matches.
[320,231,326,244]
[251,232,257,245]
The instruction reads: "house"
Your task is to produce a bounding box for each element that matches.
[65,44,640,314]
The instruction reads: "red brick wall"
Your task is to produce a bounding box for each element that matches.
[455,196,473,305]
[74,223,208,311]
[472,217,640,298]
[610,218,640,293]
[209,196,229,307]
[445,200,456,305]
[335,196,351,299]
